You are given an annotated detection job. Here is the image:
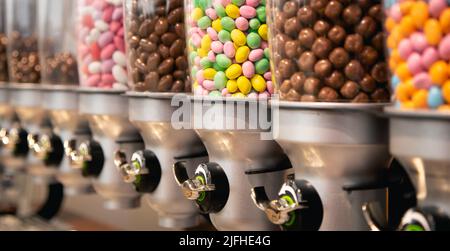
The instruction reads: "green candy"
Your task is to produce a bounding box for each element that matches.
[218,30,231,43]
[199,0,212,10]
[221,17,235,31]
[249,18,261,30]
[194,0,201,8]
[213,62,227,72]
[261,0,266,5]
[191,67,198,79]
[214,4,226,18]
[189,51,198,64]
[247,32,261,49]
[256,6,266,23]
[200,57,213,69]
[255,58,270,74]
[214,71,228,90]
[264,48,270,59]
[209,90,222,97]
[232,0,245,6]
[216,54,232,68]
[198,16,212,29]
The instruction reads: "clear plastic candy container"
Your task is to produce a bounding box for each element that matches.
[125,0,190,92]
[186,0,272,98]
[385,0,450,111]
[77,0,128,89]
[269,0,390,102]
[0,0,8,82]
[39,0,79,85]
[6,0,41,84]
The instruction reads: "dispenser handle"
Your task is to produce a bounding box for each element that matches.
[251,186,271,211]
[361,202,388,231]
[173,161,190,185]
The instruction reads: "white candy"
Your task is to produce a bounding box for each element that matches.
[88,62,102,74]
[106,0,122,7]
[95,20,109,32]
[79,6,94,16]
[89,28,100,41]
[112,65,128,84]
[112,51,127,66]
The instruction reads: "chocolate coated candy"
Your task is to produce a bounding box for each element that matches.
[345,60,365,81]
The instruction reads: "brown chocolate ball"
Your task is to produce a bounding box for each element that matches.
[279,59,297,79]
[371,62,388,83]
[342,4,362,25]
[360,75,377,93]
[312,37,332,59]
[371,88,390,102]
[329,48,350,69]
[345,34,364,53]
[325,71,345,89]
[314,20,331,36]
[303,77,321,95]
[301,95,317,102]
[318,87,339,101]
[340,81,360,99]
[328,25,346,45]
[298,28,317,49]
[297,6,317,25]
[345,60,365,81]
[356,16,377,39]
[283,1,299,18]
[275,13,287,32]
[298,51,317,72]
[360,46,379,66]
[285,40,302,59]
[280,80,292,93]
[290,72,306,92]
[284,17,302,37]
[324,1,343,20]
[286,89,302,101]
[314,59,333,78]
[371,32,385,52]
[352,92,370,103]
[311,0,327,14]
[369,4,383,22]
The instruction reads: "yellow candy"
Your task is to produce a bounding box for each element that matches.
[251,75,266,93]
[192,8,204,21]
[193,81,199,89]
[232,92,246,98]
[235,46,250,63]
[201,35,212,51]
[212,19,222,32]
[204,68,217,80]
[197,48,208,57]
[258,24,268,41]
[395,63,412,82]
[385,18,397,33]
[237,76,252,95]
[225,64,242,80]
[410,2,429,29]
[227,80,238,93]
[402,101,415,109]
[425,19,442,46]
[225,4,240,19]
[231,29,247,47]
[412,90,428,109]
[440,9,450,34]
[399,16,415,36]
[400,1,414,15]
[429,61,448,85]
[443,80,450,103]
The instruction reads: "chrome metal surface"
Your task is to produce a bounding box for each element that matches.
[43,87,93,195]
[192,98,291,231]
[0,83,13,121]
[79,90,142,209]
[387,107,450,214]
[128,92,205,229]
[274,101,390,231]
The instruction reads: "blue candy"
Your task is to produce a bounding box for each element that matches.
[427,86,444,108]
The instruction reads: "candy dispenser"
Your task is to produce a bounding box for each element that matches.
[168,0,293,231]
[0,0,12,129]
[381,0,450,231]
[117,0,208,229]
[249,0,415,231]
[32,0,93,194]
[72,0,143,210]
[185,0,273,98]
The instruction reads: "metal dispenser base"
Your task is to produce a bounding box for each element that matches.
[79,89,142,210]
[274,101,390,231]
[128,93,205,229]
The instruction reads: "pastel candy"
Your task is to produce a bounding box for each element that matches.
[398,39,413,60]
[242,61,255,78]
[407,53,424,75]
[235,17,249,31]
[429,0,447,18]
[413,72,433,90]
[248,49,264,62]
[240,6,256,19]
[438,35,450,60]
[101,59,115,73]
[223,41,236,58]
[421,47,440,69]
[112,65,127,84]
[211,41,224,53]
[410,33,428,52]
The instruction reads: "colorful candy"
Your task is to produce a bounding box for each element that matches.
[188,0,271,98]
[387,0,450,111]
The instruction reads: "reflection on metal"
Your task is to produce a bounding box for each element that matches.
[411,158,427,201]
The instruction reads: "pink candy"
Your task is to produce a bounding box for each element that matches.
[438,35,450,60]
[242,61,255,78]
[429,0,447,18]
[248,49,264,62]
[203,80,216,91]
[235,17,249,31]
[407,53,423,74]
[224,42,236,58]
[211,41,224,53]
[98,31,114,48]
[245,0,260,8]
[101,59,115,73]
[208,51,217,62]
[206,8,218,20]
[240,6,256,19]
[390,4,402,22]
[207,27,218,40]
[410,33,428,53]
[413,72,433,90]
[398,39,413,60]
[421,47,440,69]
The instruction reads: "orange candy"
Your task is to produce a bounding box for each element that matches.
[429,61,449,86]
[440,9,450,34]
[399,16,416,36]
[385,18,397,32]
[424,19,443,46]
[396,63,412,81]
[400,1,415,15]
[412,90,429,109]
[402,101,415,109]
[443,81,450,103]
[411,2,429,29]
